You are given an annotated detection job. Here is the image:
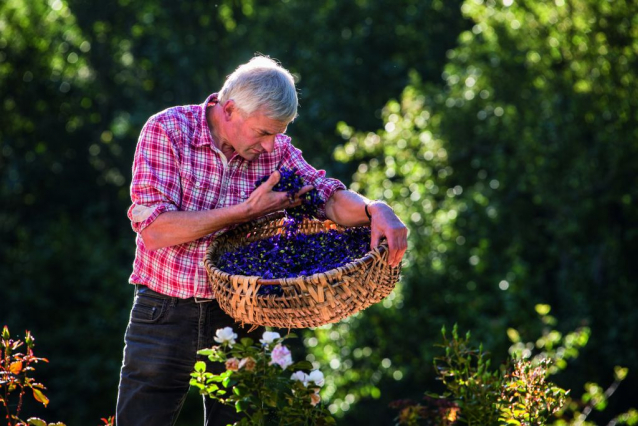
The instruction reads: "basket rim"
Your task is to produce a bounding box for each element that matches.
[204,212,389,287]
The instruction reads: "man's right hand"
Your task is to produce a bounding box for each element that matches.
[243,170,314,220]
[141,170,314,251]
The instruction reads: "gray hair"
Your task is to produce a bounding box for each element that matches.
[219,56,298,123]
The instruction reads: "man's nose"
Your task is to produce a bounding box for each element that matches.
[261,136,276,153]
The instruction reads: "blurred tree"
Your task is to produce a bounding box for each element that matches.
[237,0,468,175]
[0,0,466,424]
[314,0,638,424]
[0,0,133,420]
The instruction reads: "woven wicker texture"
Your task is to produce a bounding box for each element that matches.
[204,212,401,329]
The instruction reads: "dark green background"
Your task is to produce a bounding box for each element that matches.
[1,0,636,424]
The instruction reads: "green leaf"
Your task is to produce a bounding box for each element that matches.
[32,388,49,407]
[240,337,254,346]
[194,361,207,373]
[222,375,232,388]
[27,418,48,426]
[235,400,249,412]
[535,304,551,316]
[190,380,205,390]
[614,366,629,381]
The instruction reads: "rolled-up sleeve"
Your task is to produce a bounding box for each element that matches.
[279,136,346,219]
[128,118,181,233]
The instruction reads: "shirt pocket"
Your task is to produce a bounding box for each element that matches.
[231,179,253,203]
[180,169,219,211]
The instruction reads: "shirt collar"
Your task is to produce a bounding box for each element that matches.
[191,93,219,148]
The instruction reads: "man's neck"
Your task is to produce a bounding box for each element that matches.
[207,105,235,161]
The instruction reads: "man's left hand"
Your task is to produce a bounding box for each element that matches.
[368,202,408,268]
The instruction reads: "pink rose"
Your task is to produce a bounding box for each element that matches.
[269,344,293,370]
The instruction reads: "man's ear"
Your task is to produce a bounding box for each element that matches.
[222,99,237,121]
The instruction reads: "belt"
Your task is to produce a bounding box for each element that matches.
[135,284,214,304]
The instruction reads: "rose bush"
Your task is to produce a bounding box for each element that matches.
[191,328,335,425]
[1,326,114,426]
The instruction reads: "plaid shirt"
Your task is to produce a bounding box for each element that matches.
[127,93,346,299]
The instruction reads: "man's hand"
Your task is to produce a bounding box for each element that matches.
[368,202,408,268]
[243,170,314,220]
[140,170,315,251]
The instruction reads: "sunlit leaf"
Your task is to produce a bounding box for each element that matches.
[9,361,23,374]
[32,388,49,407]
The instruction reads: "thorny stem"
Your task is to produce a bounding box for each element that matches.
[16,385,25,426]
[3,345,14,426]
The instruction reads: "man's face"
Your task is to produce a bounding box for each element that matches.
[225,107,289,161]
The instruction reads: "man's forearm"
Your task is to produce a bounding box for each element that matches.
[325,189,407,267]
[140,170,312,251]
[324,189,372,226]
[141,204,250,251]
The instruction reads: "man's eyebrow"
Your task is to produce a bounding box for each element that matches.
[258,127,286,135]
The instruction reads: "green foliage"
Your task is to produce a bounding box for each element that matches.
[507,304,591,375]
[505,306,635,426]
[317,0,638,423]
[191,330,334,426]
[392,312,637,426]
[391,324,567,426]
[434,325,503,425]
[500,358,567,425]
[0,0,466,422]
[2,0,637,423]
[551,367,636,426]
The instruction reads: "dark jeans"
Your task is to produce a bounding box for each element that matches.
[116,285,263,426]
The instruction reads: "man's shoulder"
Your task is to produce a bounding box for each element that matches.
[138,104,204,155]
[148,105,201,126]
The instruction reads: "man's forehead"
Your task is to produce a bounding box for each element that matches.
[251,113,289,133]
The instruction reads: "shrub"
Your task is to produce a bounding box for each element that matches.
[191,328,335,426]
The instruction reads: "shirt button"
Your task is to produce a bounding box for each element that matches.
[241,191,246,196]
[195,181,201,188]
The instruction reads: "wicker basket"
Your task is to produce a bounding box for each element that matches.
[204,212,401,329]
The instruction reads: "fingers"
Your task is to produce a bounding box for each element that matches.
[370,228,381,251]
[284,185,314,207]
[298,185,314,196]
[371,225,408,268]
[264,170,281,190]
[386,235,408,268]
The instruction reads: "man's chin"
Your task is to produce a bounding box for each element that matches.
[244,150,263,160]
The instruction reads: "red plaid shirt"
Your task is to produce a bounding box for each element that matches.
[128,93,346,299]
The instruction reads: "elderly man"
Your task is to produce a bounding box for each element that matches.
[116,55,408,425]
